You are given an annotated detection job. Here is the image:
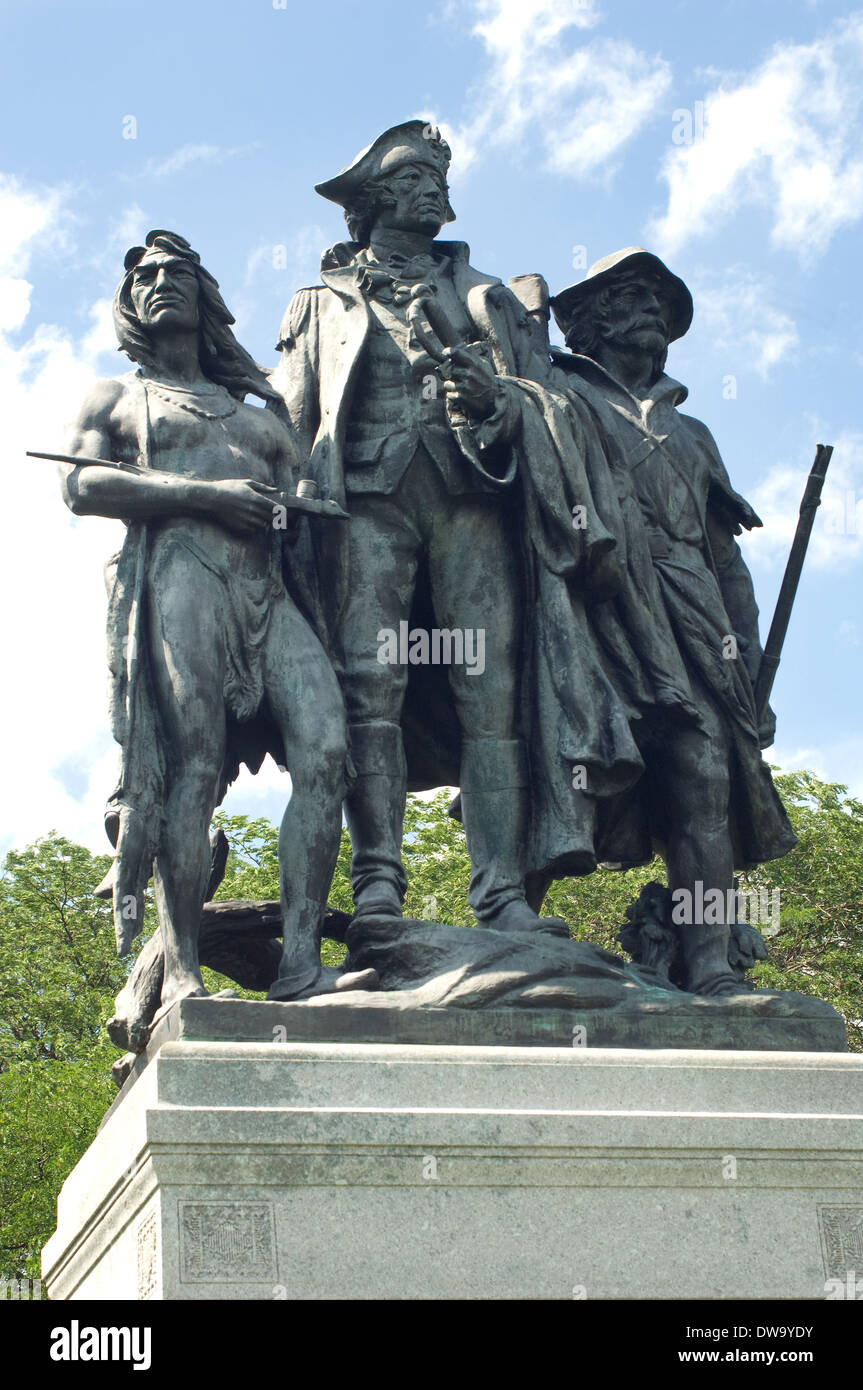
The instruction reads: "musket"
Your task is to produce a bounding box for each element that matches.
[28,449,145,474]
[25,451,349,518]
[753,443,833,725]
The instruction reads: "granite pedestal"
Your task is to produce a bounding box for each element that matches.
[42,1023,863,1300]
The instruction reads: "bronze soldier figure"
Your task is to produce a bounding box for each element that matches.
[550,249,797,996]
[272,121,607,935]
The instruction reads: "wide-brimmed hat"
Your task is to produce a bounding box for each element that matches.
[550,247,693,343]
[315,120,454,221]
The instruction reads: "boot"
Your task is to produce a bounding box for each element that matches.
[345,720,407,918]
[679,921,744,996]
[460,738,568,937]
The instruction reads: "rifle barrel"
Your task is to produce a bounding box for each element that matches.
[754,443,833,723]
[27,450,143,473]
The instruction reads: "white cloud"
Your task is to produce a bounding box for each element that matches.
[690,266,799,378]
[437,0,670,180]
[0,275,32,332]
[649,13,863,259]
[108,204,148,250]
[772,740,863,801]
[227,224,330,339]
[142,142,260,179]
[0,173,65,273]
[470,0,600,53]
[0,177,125,854]
[242,223,330,288]
[0,174,69,334]
[220,760,294,830]
[412,785,457,804]
[741,428,863,572]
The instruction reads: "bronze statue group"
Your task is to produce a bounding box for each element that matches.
[58,121,802,1028]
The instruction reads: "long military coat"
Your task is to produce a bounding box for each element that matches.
[551,350,797,871]
[271,241,646,881]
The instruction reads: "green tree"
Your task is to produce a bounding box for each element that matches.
[0,835,150,1281]
[737,769,863,1040]
[209,811,351,975]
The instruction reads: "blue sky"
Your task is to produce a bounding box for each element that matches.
[1,0,862,854]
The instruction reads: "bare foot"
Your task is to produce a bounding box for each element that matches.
[333,967,378,993]
[268,964,378,1002]
[111,1051,137,1088]
[106,1013,151,1054]
[151,978,209,1030]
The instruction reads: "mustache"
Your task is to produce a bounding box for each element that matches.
[631,313,666,331]
[602,313,669,351]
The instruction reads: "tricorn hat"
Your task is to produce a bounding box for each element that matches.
[315,119,454,221]
[550,247,693,344]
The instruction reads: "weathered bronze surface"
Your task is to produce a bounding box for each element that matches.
[52,135,843,1060]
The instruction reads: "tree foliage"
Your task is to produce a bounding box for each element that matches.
[0,835,149,1281]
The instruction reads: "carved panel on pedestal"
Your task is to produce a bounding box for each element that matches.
[180,1202,277,1284]
[818,1205,863,1280]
